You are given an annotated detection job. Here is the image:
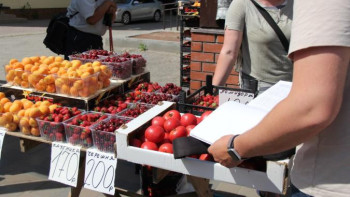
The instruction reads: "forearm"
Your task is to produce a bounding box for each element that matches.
[87,1,116,25]
[212,52,236,86]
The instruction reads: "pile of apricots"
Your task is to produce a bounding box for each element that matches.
[4,56,112,97]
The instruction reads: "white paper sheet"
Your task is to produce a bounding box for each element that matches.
[190,81,292,144]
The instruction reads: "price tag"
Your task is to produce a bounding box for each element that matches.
[49,142,81,187]
[84,148,117,195]
[0,128,6,161]
[219,89,254,105]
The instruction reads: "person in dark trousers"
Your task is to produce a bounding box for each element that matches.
[64,0,116,60]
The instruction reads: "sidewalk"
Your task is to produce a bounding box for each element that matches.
[0,18,259,197]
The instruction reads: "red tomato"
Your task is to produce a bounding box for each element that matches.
[163,109,181,120]
[160,132,171,144]
[130,138,142,147]
[141,141,158,151]
[163,118,181,133]
[180,113,197,127]
[200,111,212,121]
[199,154,213,161]
[185,125,196,136]
[151,116,165,127]
[169,125,187,142]
[158,143,173,153]
[145,125,165,143]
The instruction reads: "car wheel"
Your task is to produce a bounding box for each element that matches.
[153,10,161,22]
[122,12,131,25]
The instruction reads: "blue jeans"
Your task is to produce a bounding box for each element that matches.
[291,184,313,197]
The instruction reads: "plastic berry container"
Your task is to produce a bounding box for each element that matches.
[63,112,109,148]
[91,116,133,153]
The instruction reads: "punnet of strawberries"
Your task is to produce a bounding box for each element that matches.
[37,107,83,142]
[134,82,161,93]
[63,112,109,147]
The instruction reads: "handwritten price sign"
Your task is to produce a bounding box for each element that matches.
[219,89,254,105]
[84,148,117,195]
[0,128,6,161]
[49,142,81,187]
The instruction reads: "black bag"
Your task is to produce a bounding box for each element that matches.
[43,12,78,55]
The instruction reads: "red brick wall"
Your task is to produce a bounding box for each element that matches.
[190,29,239,92]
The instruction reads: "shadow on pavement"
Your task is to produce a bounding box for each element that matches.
[0,181,67,195]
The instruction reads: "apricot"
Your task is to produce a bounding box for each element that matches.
[49,67,59,74]
[30,127,40,136]
[103,79,111,88]
[92,61,101,67]
[73,80,84,89]
[39,105,50,115]
[0,104,3,113]
[0,97,11,105]
[30,65,40,73]
[12,114,20,124]
[46,84,56,93]
[43,75,55,84]
[6,70,16,81]
[21,126,31,135]
[61,84,70,95]
[5,122,17,132]
[17,109,26,117]
[23,101,33,109]
[29,118,38,127]
[13,76,22,85]
[35,83,46,92]
[29,108,41,118]
[9,102,22,113]
[30,56,40,63]
[55,56,64,62]
[13,62,24,70]
[0,92,5,100]
[21,72,29,81]
[9,58,18,65]
[22,57,33,65]
[2,112,13,123]
[3,102,12,112]
[70,87,79,97]
[5,65,12,73]
[21,81,30,88]
[49,104,58,113]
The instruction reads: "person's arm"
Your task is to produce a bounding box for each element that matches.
[86,1,116,25]
[208,46,350,168]
[212,29,243,86]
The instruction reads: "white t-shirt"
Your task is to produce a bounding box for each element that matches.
[289,0,350,196]
[67,0,108,36]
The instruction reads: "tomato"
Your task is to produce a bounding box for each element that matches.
[145,125,165,143]
[180,113,197,127]
[141,141,158,151]
[196,116,202,124]
[158,143,173,153]
[169,125,187,142]
[151,116,165,127]
[185,125,196,136]
[130,138,142,147]
[163,118,181,133]
[163,109,181,120]
[199,153,213,161]
[200,111,212,121]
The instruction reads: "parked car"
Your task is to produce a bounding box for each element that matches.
[115,0,163,24]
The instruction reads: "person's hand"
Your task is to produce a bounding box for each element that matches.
[208,135,242,168]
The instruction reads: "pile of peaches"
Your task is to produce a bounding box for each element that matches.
[4,56,112,97]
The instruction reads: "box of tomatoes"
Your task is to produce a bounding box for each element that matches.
[116,101,288,194]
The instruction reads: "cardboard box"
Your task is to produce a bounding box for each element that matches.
[116,101,288,194]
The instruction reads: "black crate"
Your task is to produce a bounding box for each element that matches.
[177,75,255,116]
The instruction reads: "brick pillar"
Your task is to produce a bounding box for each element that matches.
[190,29,239,92]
